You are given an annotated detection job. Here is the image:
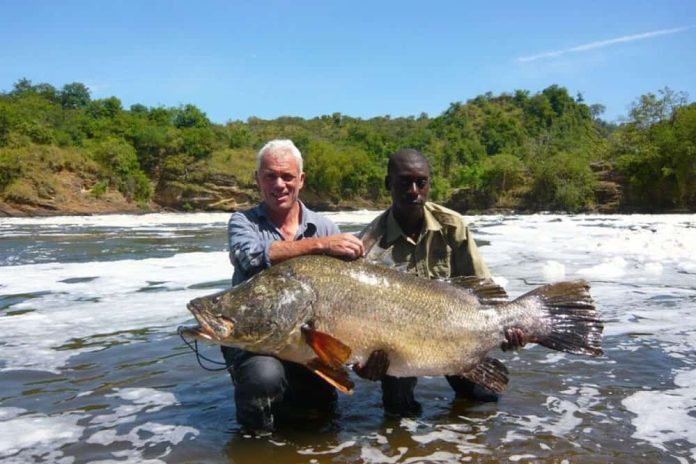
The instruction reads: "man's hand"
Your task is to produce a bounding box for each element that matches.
[353,349,389,381]
[501,327,529,352]
[322,233,365,260]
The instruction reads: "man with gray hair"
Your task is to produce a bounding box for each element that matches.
[223,139,369,433]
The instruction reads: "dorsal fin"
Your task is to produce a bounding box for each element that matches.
[445,276,509,305]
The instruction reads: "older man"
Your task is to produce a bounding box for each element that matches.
[223,139,365,432]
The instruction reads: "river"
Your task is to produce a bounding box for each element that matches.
[1,212,695,463]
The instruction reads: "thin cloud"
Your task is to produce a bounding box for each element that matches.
[518,27,690,63]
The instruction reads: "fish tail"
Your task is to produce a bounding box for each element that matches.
[513,280,603,356]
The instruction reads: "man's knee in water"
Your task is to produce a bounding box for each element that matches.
[235,355,287,398]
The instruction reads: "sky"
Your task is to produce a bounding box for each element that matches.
[1,0,694,123]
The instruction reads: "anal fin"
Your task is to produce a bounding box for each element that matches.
[461,357,509,393]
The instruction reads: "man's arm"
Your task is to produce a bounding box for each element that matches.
[228,211,273,277]
[229,212,365,275]
[268,233,365,264]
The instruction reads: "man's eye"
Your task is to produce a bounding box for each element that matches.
[281,174,296,182]
[398,178,429,188]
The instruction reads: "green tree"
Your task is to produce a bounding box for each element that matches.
[529,152,595,211]
[91,138,151,202]
[173,104,211,129]
[60,82,91,110]
[480,153,526,198]
[629,87,688,129]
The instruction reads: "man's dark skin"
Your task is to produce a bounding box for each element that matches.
[354,149,526,386]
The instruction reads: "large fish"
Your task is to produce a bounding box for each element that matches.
[180,255,602,394]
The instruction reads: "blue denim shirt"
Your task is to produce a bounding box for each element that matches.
[227,202,340,286]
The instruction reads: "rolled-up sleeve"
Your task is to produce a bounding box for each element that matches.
[227,212,273,278]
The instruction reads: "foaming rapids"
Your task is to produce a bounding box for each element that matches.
[0,212,695,463]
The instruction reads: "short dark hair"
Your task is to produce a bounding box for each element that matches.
[387,148,430,175]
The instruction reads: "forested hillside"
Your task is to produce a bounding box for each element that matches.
[1,78,694,215]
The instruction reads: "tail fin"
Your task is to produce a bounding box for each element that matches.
[513,280,603,356]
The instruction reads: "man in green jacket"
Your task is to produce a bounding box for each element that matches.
[359,148,526,415]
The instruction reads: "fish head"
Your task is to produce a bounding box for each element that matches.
[186,291,236,341]
[186,269,315,352]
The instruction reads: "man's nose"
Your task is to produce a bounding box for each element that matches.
[405,181,419,194]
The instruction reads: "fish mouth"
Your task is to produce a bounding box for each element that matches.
[178,325,215,342]
[186,300,235,341]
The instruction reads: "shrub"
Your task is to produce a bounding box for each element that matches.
[529,152,595,212]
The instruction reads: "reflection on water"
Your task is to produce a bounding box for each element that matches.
[1,212,695,463]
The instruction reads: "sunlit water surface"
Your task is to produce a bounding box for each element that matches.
[1,212,695,463]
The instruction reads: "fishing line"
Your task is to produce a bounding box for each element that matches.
[177,326,232,372]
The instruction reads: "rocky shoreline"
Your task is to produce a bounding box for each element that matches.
[0,168,690,217]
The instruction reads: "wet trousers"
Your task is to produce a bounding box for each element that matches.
[221,347,337,431]
[382,374,498,415]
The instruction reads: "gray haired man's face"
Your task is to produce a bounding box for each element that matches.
[256,151,305,215]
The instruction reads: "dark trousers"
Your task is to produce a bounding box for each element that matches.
[382,374,497,415]
[221,347,337,431]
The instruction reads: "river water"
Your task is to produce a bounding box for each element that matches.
[1,212,695,463]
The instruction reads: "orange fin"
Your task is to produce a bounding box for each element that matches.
[301,324,352,369]
[306,358,354,395]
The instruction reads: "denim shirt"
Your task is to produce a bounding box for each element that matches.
[227,202,340,286]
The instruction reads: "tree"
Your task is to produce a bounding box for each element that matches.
[87,97,123,119]
[91,137,151,202]
[629,87,688,129]
[529,152,595,212]
[60,82,91,109]
[173,104,211,129]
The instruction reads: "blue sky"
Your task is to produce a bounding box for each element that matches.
[1,0,694,123]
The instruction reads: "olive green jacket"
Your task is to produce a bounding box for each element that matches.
[358,202,490,279]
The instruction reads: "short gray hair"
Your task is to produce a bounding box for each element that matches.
[256,139,303,173]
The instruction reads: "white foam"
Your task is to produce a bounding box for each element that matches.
[360,445,408,464]
[541,260,566,281]
[297,440,357,455]
[0,251,230,372]
[88,388,180,428]
[403,451,463,463]
[508,392,599,440]
[321,210,381,226]
[0,408,85,463]
[622,368,696,460]
[0,212,231,228]
[84,387,198,463]
[577,256,627,279]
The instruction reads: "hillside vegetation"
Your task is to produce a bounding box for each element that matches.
[1,79,694,215]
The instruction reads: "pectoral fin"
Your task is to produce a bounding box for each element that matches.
[461,357,509,393]
[301,324,352,369]
[306,358,354,395]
